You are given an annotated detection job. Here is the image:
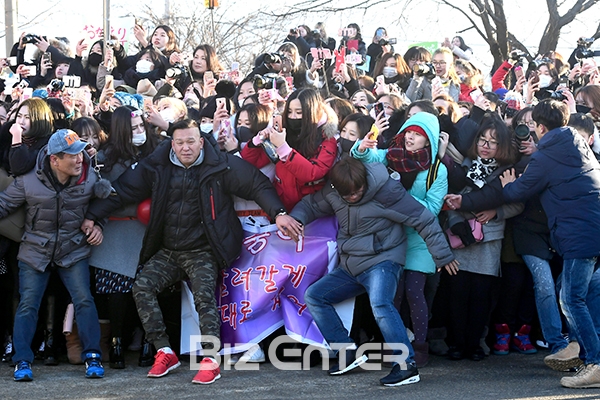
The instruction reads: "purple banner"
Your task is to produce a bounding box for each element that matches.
[217,216,338,352]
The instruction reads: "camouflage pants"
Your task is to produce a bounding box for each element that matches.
[132,246,220,350]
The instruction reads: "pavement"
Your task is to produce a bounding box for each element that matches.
[3,346,599,400]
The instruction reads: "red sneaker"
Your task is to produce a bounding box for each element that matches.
[147,349,181,378]
[192,357,221,384]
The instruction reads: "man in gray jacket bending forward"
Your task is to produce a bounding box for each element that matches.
[277,157,457,387]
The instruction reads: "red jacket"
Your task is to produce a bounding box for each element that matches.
[491,60,512,91]
[241,130,338,212]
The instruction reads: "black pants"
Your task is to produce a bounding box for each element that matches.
[447,270,497,353]
[492,262,536,332]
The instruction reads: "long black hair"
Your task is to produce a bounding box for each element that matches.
[101,106,158,172]
[282,88,327,158]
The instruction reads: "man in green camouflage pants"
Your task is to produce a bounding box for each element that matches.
[84,120,287,384]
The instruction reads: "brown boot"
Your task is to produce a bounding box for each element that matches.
[65,323,83,365]
[413,341,429,368]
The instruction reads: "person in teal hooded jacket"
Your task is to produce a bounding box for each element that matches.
[351,111,448,367]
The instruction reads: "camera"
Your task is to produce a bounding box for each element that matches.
[22,34,41,44]
[528,58,552,71]
[253,73,286,91]
[413,63,436,80]
[509,50,525,61]
[575,37,596,60]
[289,28,298,35]
[264,53,282,65]
[378,38,397,46]
[514,124,531,144]
[549,89,566,101]
[166,63,186,79]
[48,79,64,92]
[106,39,118,48]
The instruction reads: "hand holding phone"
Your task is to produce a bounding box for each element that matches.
[273,115,282,132]
[216,97,226,110]
[204,71,214,84]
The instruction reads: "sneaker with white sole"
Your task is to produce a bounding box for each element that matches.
[561,363,600,388]
[13,361,33,382]
[545,341,583,371]
[328,349,368,375]
[192,357,221,384]
[380,363,420,386]
[227,344,265,365]
[147,348,180,378]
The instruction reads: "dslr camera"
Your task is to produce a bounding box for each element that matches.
[378,38,397,46]
[264,53,283,65]
[413,63,436,80]
[166,63,187,79]
[23,34,42,44]
[575,37,597,61]
[253,73,286,91]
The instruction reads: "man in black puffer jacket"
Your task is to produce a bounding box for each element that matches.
[84,119,287,384]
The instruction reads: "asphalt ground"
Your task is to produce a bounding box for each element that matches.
[3,345,600,400]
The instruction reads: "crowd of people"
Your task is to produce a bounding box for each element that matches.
[0,18,599,389]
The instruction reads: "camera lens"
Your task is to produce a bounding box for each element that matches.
[514,124,531,141]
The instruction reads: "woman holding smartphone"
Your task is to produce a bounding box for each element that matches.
[241,87,338,211]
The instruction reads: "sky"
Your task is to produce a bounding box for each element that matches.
[3,0,600,73]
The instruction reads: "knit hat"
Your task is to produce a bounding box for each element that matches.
[113,92,144,110]
[115,84,137,94]
[402,125,427,138]
[494,88,509,101]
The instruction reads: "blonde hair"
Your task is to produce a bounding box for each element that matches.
[157,97,188,122]
[433,47,460,86]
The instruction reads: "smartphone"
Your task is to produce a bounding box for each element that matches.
[469,88,483,101]
[8,56,17,67]
[231,62,239,71]
[105,74,114,90]
[334,48,346,72]
[216,97,226,109]
[374,102,384,116]
[23,65,36,76]
[17,80,29,89]
[376,75,385,87]
[529,71,539,85]
[21,87,33,101]
[370,124,380,140]
[42,51,52,64]
[273,114,282,132]
[143,97,153,112]
[513,65,524,81]
[204,71,214,83]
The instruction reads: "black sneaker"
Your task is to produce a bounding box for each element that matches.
[380,363,420,386]
[328,349,368,375]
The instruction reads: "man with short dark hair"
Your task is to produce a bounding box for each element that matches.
[277,157,457,387]
[2,129,106,381]
[501,99,600,389]
[84,119,287,384]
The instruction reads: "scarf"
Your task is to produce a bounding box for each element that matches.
[386,132,431,190]
[466,156,499,188]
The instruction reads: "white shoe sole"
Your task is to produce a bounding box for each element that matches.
[383,374,421,387]
[147,361,181,378]
[192,373,221,384]
[330,355,368,375]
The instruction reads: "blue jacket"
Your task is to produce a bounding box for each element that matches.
[503,126,600,259]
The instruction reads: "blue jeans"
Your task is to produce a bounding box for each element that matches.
[560,258,600,364]
[522,255,568,354]
[13,260,101,364]
[305,260,414,364]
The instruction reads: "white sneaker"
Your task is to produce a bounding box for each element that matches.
[227,344,265,365]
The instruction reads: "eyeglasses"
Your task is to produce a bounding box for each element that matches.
[477,138,499,149]
[519,120,537,128]
[432,61,447,67]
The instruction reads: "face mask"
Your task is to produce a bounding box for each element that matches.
[88,53,102,67]
[136,59,154,74]
[286,118,302,135]
[576,104,592,114]
[159,108,176,123]
[382,67,398,79]
[538,74,553,88]
[339,137,356,153]
[132,132,147,146]
[200,123,213,134]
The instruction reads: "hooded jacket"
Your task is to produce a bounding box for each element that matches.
[290,163,455,277]
[503,126,600,259]
[351,112,448,274]
[86,136,286,268]
[0,147,99,271]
